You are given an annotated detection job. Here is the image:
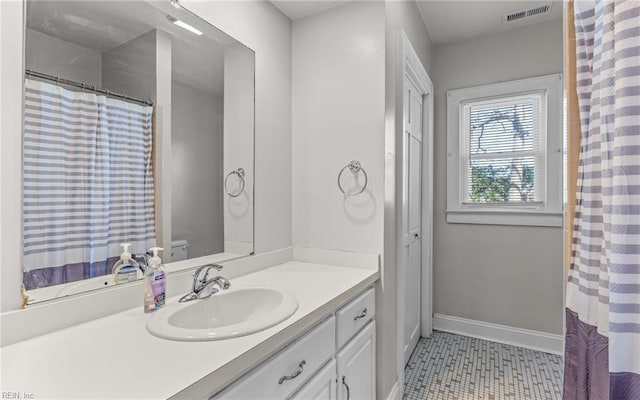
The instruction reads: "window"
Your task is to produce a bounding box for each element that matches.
[463,93,545,205]
[446,74,563,226]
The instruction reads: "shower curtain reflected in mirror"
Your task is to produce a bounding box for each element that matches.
[23,79,156,290]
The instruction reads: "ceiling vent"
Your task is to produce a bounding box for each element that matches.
[503,3,552,23]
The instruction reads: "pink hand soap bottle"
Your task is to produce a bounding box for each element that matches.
[143,247,166,313]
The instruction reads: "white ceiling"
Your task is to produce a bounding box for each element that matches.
[417,1,563,45]
[271,0,352,20]
[26,1,229,95]
[270,0,562,46]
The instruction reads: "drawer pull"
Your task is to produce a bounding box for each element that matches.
[353,308,368,321]
[342,376,351,400]
[278,360,306,384]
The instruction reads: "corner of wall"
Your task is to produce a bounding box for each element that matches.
[0,0,24,312]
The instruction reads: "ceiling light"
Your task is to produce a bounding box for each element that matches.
[167,16,203,36]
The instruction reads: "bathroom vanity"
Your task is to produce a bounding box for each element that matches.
[0,248,379,399]
[213,288,376,399]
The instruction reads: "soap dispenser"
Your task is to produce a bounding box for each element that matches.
[112,243,141,284]
[143,247,166,313]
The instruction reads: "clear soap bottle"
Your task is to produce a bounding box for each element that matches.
[143,247,166,313]
[112,243,140,284]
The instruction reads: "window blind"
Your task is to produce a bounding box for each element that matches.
[461,93,546,205]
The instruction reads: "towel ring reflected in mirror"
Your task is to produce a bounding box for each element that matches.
[225,168,245,197]
[338,160,368,196]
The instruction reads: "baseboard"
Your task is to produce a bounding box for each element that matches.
[433,314,564,355]
[386,381,401,400]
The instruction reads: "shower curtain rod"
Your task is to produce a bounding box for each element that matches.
[25,69,153,106]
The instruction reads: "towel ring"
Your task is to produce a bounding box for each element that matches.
[225,168,245,197]
[338,160,368,196]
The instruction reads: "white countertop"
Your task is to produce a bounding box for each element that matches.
[1,258,378,399]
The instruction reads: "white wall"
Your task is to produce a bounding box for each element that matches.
[223,42,255,253]
[433,20,564,335]
[0,0,24,311]
[291,1,390,397]
[292,1,385,254]
[171,81,224,259]
[183,0,292,254]
[25,28,102,87]
[291,3,435,398]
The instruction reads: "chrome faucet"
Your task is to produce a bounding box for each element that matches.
[179,264,230,303]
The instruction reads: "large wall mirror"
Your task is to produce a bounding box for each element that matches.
[22,0,255,304]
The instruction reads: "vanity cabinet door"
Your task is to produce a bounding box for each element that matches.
[290,360,337,400]
[212,317,336,400]
[336,321,375,400]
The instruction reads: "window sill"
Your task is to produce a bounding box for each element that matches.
[446,209,562,227]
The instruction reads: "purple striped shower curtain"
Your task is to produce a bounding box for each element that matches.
[564,1,640,399]
[22,79,156,290]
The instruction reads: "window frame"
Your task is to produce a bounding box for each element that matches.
[446,74,563,227]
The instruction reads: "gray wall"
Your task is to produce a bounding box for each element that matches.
[25,28,102,87]
[101,30,156,102]
[171,81,224,259]
[432,20,564,335]
[382,2,435,398]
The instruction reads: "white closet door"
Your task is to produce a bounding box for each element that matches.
[403,78,423,364]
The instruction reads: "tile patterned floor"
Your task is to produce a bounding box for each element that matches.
[404,331,563,400]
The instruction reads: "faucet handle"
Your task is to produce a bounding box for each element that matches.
[211,276,231,290]
[196,281,220,299]
[194,264,223,276]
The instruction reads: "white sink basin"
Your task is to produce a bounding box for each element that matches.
[146,286,299,341]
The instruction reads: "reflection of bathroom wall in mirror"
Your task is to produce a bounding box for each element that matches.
[22,0,255,304]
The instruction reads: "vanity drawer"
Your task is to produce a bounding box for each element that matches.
[213,316,336,400]
[336,288,375,350]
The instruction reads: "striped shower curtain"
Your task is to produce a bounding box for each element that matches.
[564,1,640,399]
[23,79,156,290]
